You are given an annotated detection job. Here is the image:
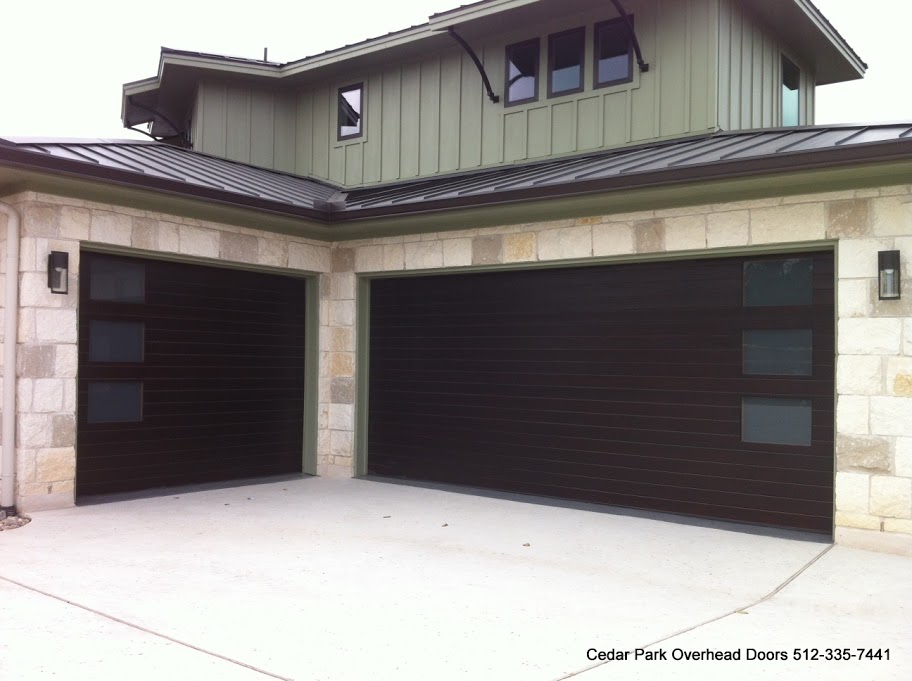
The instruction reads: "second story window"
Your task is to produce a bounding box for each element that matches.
[338,83,363,140]
[505,39,539,105]
[594,17,633,88]
[548,28,585,97]
[782,57,800,127]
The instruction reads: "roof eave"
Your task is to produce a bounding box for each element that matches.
[0,145,330,224]
[797,0,866,84]
[333,139,912,222]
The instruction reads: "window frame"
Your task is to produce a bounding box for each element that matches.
[593,16,635,90]
[504,38,541,107]
[781,55,801,127]
[337,82,364,142]
[547,27,586,98]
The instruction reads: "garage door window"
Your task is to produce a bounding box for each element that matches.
[90,259,145,302]
[743,329,812,376]
[742,397,812,446]
[743,258,812,307]
[87,381,143,423]
[89,321,145,362]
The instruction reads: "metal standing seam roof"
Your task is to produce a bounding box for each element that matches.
[0,138,339,212]
[341,124,912,212]
[2,124,912,223]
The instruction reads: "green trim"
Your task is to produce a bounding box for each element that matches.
[363,240,839,280]
[81,242,320,475]
[354,242,838,481]
[80,242,315,278]
[302,276,321,474]
[354,276,372,477]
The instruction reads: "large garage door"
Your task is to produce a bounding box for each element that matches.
[368,252,834,533]
[77,252,307,497]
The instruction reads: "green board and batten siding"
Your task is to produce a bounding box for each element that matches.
[191,85,298,174]
[190,0,815,186]
[717,0,814,131]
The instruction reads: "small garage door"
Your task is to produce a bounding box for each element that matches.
[368,252,834,533]
[77,252,307,497]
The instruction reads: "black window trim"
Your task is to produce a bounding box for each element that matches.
[593,16,635,90]
[337,82,364,141]
[504,38,540,107]
[547,26,586,98]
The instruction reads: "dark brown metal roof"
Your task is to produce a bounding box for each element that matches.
[341,124,912,214]
[2,125,912,225]
[0,138,338,219]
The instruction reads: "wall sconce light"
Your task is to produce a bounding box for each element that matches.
[47,251,69,295]
[878,250,901,300]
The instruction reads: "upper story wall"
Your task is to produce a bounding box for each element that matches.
[190,85,298,174]
[296,0,720,186]
[717,0,815,130]
[187,0,818,186]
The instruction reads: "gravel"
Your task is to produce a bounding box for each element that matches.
[0,514,31,531]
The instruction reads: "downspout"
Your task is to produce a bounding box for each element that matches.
[0,201,20,514]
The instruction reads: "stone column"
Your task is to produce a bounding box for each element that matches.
[318,246,356,476]
[13,199,81,511]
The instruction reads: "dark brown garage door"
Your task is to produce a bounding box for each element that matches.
[368,252,835,533]
[77,252,307,497]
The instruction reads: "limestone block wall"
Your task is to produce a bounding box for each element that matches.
[2,183,912,554]
[340,185,912,554]
[0,192,331,511]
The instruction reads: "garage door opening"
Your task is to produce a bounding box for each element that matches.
[76,252,309,498]
[366,252,835,534]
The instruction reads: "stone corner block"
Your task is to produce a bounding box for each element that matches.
[826,198,870,238]
[836,434,891,474]
[332,247,355,273]
[17,489,76,513]
[750,202,825,244]
[35,447,76,483]
[633,218,665,253]
[869,476,912,519]
[834,526,912,557]
[219,231,258,264]
[592,222,634,257]
[834,471,870,514]
[834,511,881,531]
[472,234,504,265]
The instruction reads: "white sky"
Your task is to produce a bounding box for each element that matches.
[0,0,909,140]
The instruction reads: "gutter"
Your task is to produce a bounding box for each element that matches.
[2,136,912,228]
[0,145,330,224]
[0,200,19,514]
[333,138,912,221]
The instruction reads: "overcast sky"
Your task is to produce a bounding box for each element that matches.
[0,0,909,140]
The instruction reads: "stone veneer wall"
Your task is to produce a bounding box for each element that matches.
[0,192,332,511]
[339,186,912,554]
[2,185,912,553]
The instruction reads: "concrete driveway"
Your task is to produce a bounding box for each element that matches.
[0,477,909,681]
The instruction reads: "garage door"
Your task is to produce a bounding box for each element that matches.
[367,252,834,533]
[77,252,307,497]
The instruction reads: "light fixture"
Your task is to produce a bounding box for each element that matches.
[878,250,901,300]
[47,251,69,295]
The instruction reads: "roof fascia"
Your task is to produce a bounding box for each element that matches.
[794,0,866,78]
[428,0,541,28]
